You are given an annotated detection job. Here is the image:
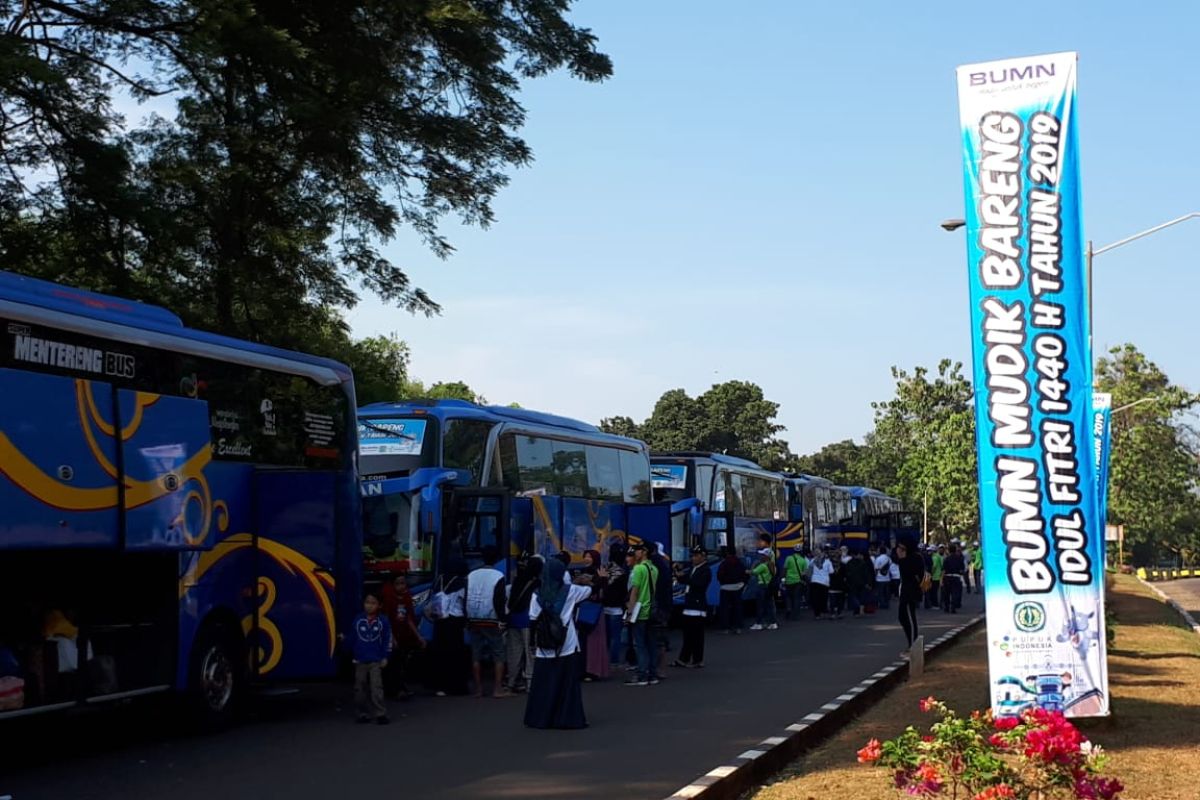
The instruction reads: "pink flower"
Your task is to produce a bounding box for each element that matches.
[919,696,938,713]
[994,716,1020,731]
[972,786,1016,800]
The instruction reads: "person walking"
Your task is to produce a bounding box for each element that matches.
[782,545,808,620]
[716,546,747,635]
[871,545,892,611]
[943,544,966,613]
[844,550,872,617]
[929,545,945,611]
[524,558,591,729]
[625,542,660,686]
[674,546,711,668]
[895,540,928,656]
[808,550,832,620]
[971,544,984,594]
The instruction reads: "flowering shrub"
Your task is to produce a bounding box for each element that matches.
[857,697,1123,799]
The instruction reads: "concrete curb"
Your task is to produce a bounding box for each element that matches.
[1138,577,1200,636]
[664,614,986,800]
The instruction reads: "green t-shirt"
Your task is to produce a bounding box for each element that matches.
[752,562,773,586]
[972,549,983,569]
[931,553,945,581]
[784,553,808,585]
[629,561,658,621]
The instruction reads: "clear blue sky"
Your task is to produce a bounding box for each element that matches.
[347,0,1200,455]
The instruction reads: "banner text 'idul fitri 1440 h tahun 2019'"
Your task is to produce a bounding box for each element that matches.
[955,51,1109,718]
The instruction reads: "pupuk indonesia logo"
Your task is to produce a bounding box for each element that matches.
[1014,601,1047,633]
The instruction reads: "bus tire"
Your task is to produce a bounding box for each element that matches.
[189,622,244,726]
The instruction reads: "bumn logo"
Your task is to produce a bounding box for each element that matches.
[1013,600,1046,633]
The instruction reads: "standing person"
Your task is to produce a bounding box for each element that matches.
[348,592,391,725]
[579,549,610,682]
[930,546,945,611]
[524,559,592,729]
[844,550,872,617]
[961,543,972,594]
[428,559,470,697]
[717,547,747,634]
[675,546,712,668]
[827,550,847,619]
[600,542,629,671]
[888,547,902,601]
[625,542,660,686]
[943,544,966,613]
[466,545,510,698]
[505,556,541,694]
[749,550,778,630]
[971,544,984,594]
[649,543,673,677]
[382,573,424,699]
[782,545,809,621]
[872,545,893,611]
[808,549,832,619]
[895,540,927,655]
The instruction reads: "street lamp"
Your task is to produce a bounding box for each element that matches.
[1111,396,1158,416]
[941,219,966,232]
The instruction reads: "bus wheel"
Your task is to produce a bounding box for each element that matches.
[190,624,242,725]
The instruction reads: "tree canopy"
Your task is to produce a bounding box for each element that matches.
[1,0,610,354]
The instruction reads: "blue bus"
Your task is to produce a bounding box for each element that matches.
[0,271,363,721]
[650,452,789,605]
[784,474,853,551]
[838,487,919,550]
[356,400,663,605]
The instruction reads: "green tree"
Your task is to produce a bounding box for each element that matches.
[639,389,710,452]
[697,380,789,468]
[1096,344,1200,565]
[599,415,641,439]
[866,359,978,540]
[1,0,611,345]
[792,439,870,485]
[342,334,411,406]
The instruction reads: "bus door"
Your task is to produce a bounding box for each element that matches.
[251,469,340,680]
[445,489,510,575]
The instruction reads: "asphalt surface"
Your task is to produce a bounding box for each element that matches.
[2,594,983,800]
[1155,577,1200,619]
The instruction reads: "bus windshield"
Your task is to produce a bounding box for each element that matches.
[362,490,433,578]
[651,463,690,503]
[358,417,434,477]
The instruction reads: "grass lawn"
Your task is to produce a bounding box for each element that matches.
[751,575,1200,800]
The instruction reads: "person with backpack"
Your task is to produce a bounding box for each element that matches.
[716,546,748,635]
[782,545,809,621]
[524,558,592,729]
[624,542,660,686]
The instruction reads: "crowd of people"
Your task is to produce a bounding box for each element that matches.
[344,537,983,728]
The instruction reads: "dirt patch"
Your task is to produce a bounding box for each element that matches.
[751,576,1200,800]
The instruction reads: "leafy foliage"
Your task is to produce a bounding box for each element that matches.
[1096,344,1200,565]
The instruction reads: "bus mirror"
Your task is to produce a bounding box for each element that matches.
[448,469,473,487]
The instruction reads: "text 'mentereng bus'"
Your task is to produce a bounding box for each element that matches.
[0,271,363,721]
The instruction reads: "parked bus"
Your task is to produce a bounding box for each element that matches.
[0,271,366,721]
[357,400,662,606]
[650,452,788,605]
[784,474,853,551]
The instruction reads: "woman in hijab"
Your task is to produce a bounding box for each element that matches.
[524,557,592,729]
[579,549,610,681]
[428,558,471,697]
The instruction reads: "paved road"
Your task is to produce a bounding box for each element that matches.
[1155,577,1200,619]
[2,595,983,800]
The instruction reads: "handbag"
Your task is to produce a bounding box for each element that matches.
[920,572,933,593]
[575,600,603,632]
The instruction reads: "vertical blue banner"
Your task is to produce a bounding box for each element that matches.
[1092,392,1113,539]
[956,52,1109,718]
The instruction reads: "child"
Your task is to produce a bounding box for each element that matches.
[350,592,392,724]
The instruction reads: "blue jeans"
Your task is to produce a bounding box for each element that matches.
[605,610,624,665]
[876,582,891,609]
[632,620,656,681]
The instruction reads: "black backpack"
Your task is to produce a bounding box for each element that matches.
[534,603,568,653]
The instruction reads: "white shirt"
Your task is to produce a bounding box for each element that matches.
[889,561,900,580]
[873,554,892,583]
[529,583,592,658]
[809,558,833,587]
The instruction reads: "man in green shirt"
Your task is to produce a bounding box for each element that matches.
[927,546,945,610]
[971,543,983,595]
[625,542,660,686]
[782,545,809,620]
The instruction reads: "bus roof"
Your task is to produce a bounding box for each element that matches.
[784,473,835,487]
[0,270,353,384]
[651,451,771,472]
[358,399,646,450]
